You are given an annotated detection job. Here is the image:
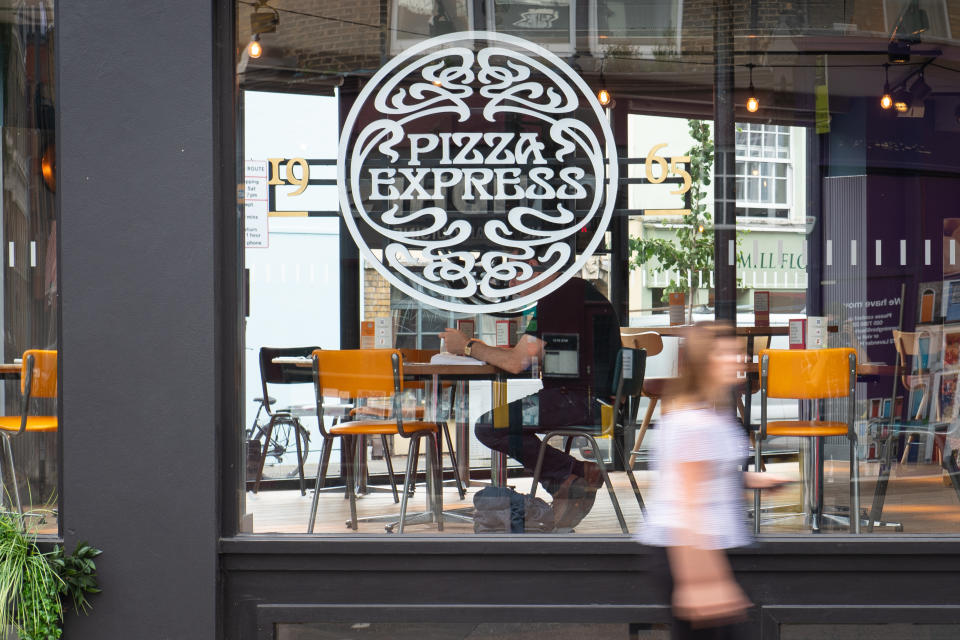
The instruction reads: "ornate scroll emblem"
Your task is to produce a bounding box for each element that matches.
[339,31,617,313]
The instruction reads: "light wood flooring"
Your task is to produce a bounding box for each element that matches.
[246,459,960,535]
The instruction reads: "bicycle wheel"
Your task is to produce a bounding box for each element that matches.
[266,419,311,478]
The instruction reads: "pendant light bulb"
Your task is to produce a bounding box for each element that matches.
[597,64,611,107]
[249,35,263,59]
[880,64,893,110]
[745,64,759,113]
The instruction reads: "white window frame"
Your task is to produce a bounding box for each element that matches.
[735,123,792,219]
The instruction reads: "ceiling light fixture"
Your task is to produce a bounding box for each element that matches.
[893,87,912,113]
[248,34,263,59]
[745,63,759,113]
[880,64,893,109]
[910,71,932,105]
[41,143,55,192]
[250,0,279,35]
[597,63,612,107]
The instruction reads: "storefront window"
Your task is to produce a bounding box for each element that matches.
[236,0,960,538]
[0,0,58,535]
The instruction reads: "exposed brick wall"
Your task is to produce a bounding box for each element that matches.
[363,264,391,320]
[239,0,384,74]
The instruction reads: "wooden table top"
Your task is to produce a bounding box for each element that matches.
[403,362,499,377]
[271,356,501,378]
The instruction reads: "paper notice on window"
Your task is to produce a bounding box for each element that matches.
[495,319,511,346]
[244,160,269,248]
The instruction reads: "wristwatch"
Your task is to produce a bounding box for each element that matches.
[463,339,479,357]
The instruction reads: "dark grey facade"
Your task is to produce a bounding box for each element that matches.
[50,1,960,639]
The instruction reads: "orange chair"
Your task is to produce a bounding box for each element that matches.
[0,350,57,515]
[307,349,444,533]
[349,348,465,499]
[755,348,860,533]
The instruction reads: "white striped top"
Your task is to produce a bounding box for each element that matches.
[636,407,751,550]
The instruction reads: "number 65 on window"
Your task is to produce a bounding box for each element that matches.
[644,143,691,196]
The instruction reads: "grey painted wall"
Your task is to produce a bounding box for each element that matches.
[58,1,218,638]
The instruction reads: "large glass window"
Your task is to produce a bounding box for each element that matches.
[235,0,960,539]
[0,0,58,535]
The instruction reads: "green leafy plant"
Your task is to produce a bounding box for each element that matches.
[48,542,101,615]
[629,119,715,323]
[0,511,100,640]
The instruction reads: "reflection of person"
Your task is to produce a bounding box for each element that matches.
[639,323,788,636]
[439,261,622,529]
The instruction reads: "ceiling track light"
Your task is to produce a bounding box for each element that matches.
[910,71,932,105]
[745,63,759,113]
[893,87,912,113]
[250,0,279,35]
[880,63,893,109]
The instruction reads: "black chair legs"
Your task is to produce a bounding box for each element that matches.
[529,430,632,534]
[307,437,333,534]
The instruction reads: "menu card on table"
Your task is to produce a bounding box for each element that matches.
[457,318,476,339]
[360,321,375,350]
[789,316,826,349]
[668,292,685,326]
[754,291,770,327]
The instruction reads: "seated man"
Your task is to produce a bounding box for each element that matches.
[439,270,622,529]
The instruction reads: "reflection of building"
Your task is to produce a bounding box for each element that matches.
[628,115,808,321]
[2,3,57,503]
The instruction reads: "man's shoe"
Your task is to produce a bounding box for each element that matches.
[581,461,605,493]
[552,475,595,529]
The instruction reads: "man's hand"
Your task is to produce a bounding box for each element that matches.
[439,328,469,355]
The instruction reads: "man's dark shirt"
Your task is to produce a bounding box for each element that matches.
[523,277,622,428]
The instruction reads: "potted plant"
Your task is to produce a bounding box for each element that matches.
[0,510,100,640]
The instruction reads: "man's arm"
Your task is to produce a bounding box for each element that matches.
[438,328,542,375]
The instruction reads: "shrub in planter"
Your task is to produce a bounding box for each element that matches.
[0,513,100,640]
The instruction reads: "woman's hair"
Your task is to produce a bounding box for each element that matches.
[664,321,736,410]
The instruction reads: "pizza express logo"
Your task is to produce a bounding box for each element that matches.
[339,31,617,313]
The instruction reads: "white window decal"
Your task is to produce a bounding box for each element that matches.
[339,31,618,313]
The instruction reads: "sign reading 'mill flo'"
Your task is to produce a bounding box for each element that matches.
[339,31,617,313]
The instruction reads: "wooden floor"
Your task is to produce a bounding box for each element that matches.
[247,459,960,535]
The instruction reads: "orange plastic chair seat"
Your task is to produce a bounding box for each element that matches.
[351,406,425,420]
[766,420,848,437]
[329,420,438,436]
[0,416,58,432]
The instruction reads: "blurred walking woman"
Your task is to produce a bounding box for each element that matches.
[637,323,786,638]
